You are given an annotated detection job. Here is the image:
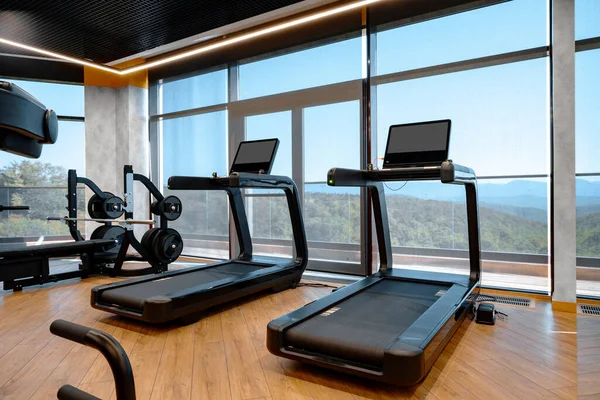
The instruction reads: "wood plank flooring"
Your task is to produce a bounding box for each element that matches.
[578,315,600,399]
[0,269,578,399]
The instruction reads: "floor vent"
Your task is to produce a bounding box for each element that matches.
[476,294,534,308]
[579,304,600,316]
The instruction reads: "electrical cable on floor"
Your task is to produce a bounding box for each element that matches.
[297,281,342,290]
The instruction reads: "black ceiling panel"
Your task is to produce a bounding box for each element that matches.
[0,0,304,64]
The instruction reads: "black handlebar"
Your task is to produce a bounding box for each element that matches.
[58,385,102,400]
[0,205,29,212]
[50,319,91,345]
[50,320,136,400]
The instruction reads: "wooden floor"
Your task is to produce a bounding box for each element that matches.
[578,315,600,399]
[0,269,578,399]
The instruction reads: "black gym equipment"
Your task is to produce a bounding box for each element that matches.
[0,80,58,158]
[50,319,137,400]
[91,138,308,324]
[0,169,121,291]
[100,164,183,276]
[49,165,183,276]
[267,123,481,386]
[0,205,29,212]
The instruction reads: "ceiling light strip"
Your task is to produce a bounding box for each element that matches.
[0,0,382,76]
[121,0,382,75]
[0,38,119,74]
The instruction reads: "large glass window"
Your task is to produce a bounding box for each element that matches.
[576,0,600,40]
[239,37,362,99]
[576,49,600,297]
[160,69,227,114]
[375,0,548,75]
[304,101,362,271]
[375,58,550,292]
[0,78,85,242]
[149,1,559,292]
[245,112,294,258]
[161,111,229,259]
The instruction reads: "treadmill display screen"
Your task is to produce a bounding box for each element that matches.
[230,138,279,174]
[383,120,451,167]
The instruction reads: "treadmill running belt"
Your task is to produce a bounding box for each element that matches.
[284,280,449,367]
[99,262,265,311]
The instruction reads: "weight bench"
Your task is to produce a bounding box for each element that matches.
[0,239,117,291]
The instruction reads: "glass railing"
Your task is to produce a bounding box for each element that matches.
[0,186,85,241]
[576,174,600,297]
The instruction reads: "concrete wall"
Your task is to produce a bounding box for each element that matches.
[84,85,149,238]
[551,0,576,307]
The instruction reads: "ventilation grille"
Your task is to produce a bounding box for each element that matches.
[580,304,600,316]
[476,294,533,308]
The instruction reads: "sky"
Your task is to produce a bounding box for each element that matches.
[1,0,599,188]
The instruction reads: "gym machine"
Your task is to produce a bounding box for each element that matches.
[50,319,136,400]
[49,165,184,276]
[91,138,308,324]
[0,80,58,158]
[0,167,183,290]
[267,120,481,386]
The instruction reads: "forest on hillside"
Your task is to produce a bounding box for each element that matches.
[1,160,599,258]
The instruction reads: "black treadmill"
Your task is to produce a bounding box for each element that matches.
[267,121,482,386]
[91,139,309,324]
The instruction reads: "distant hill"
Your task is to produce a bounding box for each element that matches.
[577,212,600,257]
[578,204,600,216]
[481,202,547,223]
[307,178,600,223]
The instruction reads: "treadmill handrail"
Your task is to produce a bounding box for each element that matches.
[327,161,481,282]
[167,173,296,190]
[326,161,475,186]
[167,173,308,268]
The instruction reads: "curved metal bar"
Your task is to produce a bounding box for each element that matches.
[50,319,136,400]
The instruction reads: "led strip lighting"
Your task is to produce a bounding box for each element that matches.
[0,0,383,76]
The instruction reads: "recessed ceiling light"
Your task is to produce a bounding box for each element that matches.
[0,0,383,76]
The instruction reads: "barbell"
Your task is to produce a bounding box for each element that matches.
[47,216,156,225]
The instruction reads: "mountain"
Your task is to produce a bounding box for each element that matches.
[577,212,600,257]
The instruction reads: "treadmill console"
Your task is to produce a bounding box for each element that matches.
[383,120,451,168]
[229,138,279,175]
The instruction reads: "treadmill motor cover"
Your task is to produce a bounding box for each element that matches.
[0,81,59,158]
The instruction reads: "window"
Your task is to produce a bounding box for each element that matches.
[375,0,548,75]
[239,37,362,99]
[576,49,600,297]
[304,101,362,271]
[376,59,549,176]
[159,68,227,114]
[4,79,84,117]
[0,79,85,241]
[576,0,600,40]
[245,112,294,258]
[374,58,550,292]
[160,111,229,259]
[149,1,556,292]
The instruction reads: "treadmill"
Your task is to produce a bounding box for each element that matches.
[91,138,308,324]
[267,120,481,386]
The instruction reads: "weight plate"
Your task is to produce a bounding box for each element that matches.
[104,196,124,219]
[91,225,126,256]
[88,192,115,220]
[90,225,110,240]
[152,228,183,264]
[141,227,161,250]
[161,196,182,221]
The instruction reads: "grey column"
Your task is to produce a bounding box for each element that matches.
[551,0,576,306]
[85,85,149,239]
